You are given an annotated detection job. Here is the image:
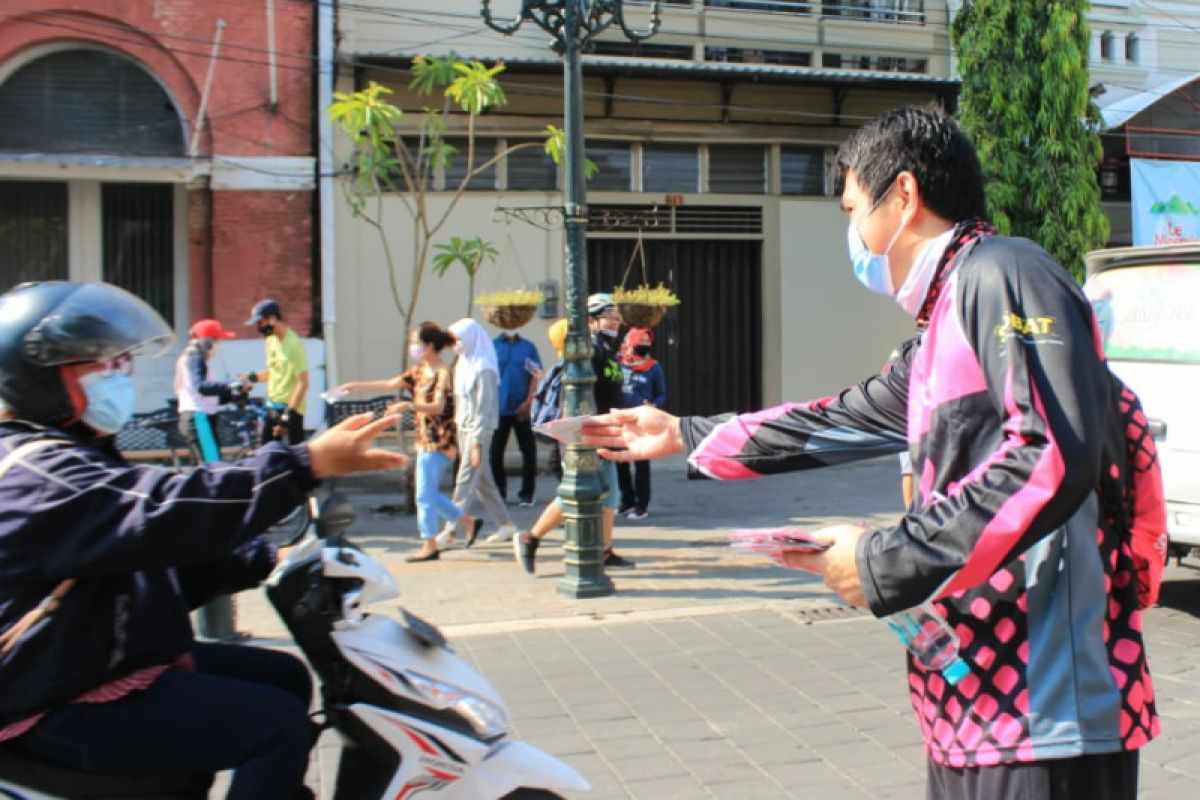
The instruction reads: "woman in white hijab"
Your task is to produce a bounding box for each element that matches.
[437,318,517,548]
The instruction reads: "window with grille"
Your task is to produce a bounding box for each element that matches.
[709,145,766,194]
[643,144,699,192]
[506,140,559,190]
[0,181,68,292]
[102,183,174,325]
[586,143,633,191]
[0,49,184,156]
[781,146,826,196]
[442,138,497,191]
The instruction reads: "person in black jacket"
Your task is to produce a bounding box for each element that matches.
[0,281,405,800]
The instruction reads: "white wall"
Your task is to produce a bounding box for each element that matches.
[777,199,915,402]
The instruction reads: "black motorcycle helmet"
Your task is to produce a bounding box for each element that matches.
[0,281,175,426]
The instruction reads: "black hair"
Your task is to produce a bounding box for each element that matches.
[832,105,987,223]
[416,321,456,352]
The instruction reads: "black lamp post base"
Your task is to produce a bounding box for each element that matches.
[557,569,615,598]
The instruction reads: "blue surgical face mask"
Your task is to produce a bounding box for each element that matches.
[848,182,907,296]
[78,371,136,434]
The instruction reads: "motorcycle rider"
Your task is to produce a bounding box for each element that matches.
[0,281,406,799]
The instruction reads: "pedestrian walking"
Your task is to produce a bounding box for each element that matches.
[584,106,1161,799]
[514,294,633,574]
[616,327,665,520]
[338,322,473,562]
[242,299,308,445]
[533,318,570,482]
[489,328,541,508]
[437,318,518,548]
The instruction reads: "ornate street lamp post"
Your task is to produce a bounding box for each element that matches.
[482,0,661,598]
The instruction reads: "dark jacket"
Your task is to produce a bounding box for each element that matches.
[0,420,317,727]
[590,332,624,414]
[621,362,666,409]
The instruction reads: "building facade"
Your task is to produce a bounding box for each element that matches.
[0,0,317,409]
[326,0,1200,417]
[332,1,957,414]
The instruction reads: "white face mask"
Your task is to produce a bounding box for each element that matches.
[79,371,137,434]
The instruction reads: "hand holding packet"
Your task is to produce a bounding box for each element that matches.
[728,527,831,568]
[533,415,592,446]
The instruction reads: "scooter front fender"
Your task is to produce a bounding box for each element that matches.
[447,740,590,799]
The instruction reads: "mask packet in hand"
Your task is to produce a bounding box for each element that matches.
[533,415,592,446]
[729,527,831,568]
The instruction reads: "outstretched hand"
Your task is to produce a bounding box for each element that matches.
[307,413,408,478]
[581,406,684,463]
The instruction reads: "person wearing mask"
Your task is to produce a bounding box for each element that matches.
[242,299,308,445]
[489,328,542,515]
[436,318,518,548]
[616,327,665,520]
[0,280,405,800]
[338,323,472,562]
[174,318,241,465]
[514,294,633,573]
[584,106,1161,799]
[532,318,570,482]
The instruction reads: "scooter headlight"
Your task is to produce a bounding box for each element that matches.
[403,670,509,738]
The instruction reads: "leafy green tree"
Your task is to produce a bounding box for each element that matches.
[432,236,499,316]
[951,1,1109,281]
[328,54,577,366]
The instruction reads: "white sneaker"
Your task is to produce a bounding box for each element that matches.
[486,523,519,543]
[435,529,457,550]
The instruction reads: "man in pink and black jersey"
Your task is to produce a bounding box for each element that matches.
[584,106,1161,799]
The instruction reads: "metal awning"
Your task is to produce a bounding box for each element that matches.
[1096,72,1200,130]
[357,53,959,90]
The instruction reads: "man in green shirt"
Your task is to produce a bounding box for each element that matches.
[244,299,309,444]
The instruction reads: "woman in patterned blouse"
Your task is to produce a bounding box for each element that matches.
[338,322,474,561]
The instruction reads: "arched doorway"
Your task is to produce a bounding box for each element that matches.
[0,47,187,326]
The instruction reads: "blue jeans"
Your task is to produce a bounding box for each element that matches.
[15,643,315,800]
[416,450,462,539]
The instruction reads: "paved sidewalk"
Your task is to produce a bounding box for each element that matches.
[227,456,1200,799]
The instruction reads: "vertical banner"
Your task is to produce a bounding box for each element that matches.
[1130,158,1200,246]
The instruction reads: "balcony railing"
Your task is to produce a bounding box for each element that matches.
[691,0,926,24]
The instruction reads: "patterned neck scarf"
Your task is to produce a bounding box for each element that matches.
[915,218,997,329]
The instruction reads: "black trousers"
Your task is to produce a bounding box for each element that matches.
[262,406,306,445]
[489,414,537,502]
[16,643,316,800]
[926,750,1138,800]
[616,460,651,512]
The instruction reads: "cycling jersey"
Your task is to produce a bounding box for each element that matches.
[681,234,1158,767]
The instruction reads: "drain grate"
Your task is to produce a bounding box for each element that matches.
[792,605,869,624]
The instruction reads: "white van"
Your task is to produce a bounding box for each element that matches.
[1085,243,1200,558]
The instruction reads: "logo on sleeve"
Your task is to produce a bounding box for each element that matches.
[994,313,1064,348]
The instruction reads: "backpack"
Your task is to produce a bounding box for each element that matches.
[531,362,565,442]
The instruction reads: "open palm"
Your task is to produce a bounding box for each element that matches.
[581,407,683,462]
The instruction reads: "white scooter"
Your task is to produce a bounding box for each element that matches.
[0,493,590,799]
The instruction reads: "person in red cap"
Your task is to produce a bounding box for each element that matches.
[616,327,666,519]
[174,319,241,465]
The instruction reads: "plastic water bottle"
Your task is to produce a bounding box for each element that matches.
[884,603,971,685]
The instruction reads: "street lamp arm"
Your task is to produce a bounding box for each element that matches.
[482,0,662,48]
[481,0,564,39]
[608,0,663,43]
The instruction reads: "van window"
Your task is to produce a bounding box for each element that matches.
[1087,262,1200,364]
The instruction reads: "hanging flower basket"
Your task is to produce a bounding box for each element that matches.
[613,284,680,329]
[476,289,545,331]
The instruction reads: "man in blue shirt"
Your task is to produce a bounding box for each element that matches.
[489,330,542,514]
